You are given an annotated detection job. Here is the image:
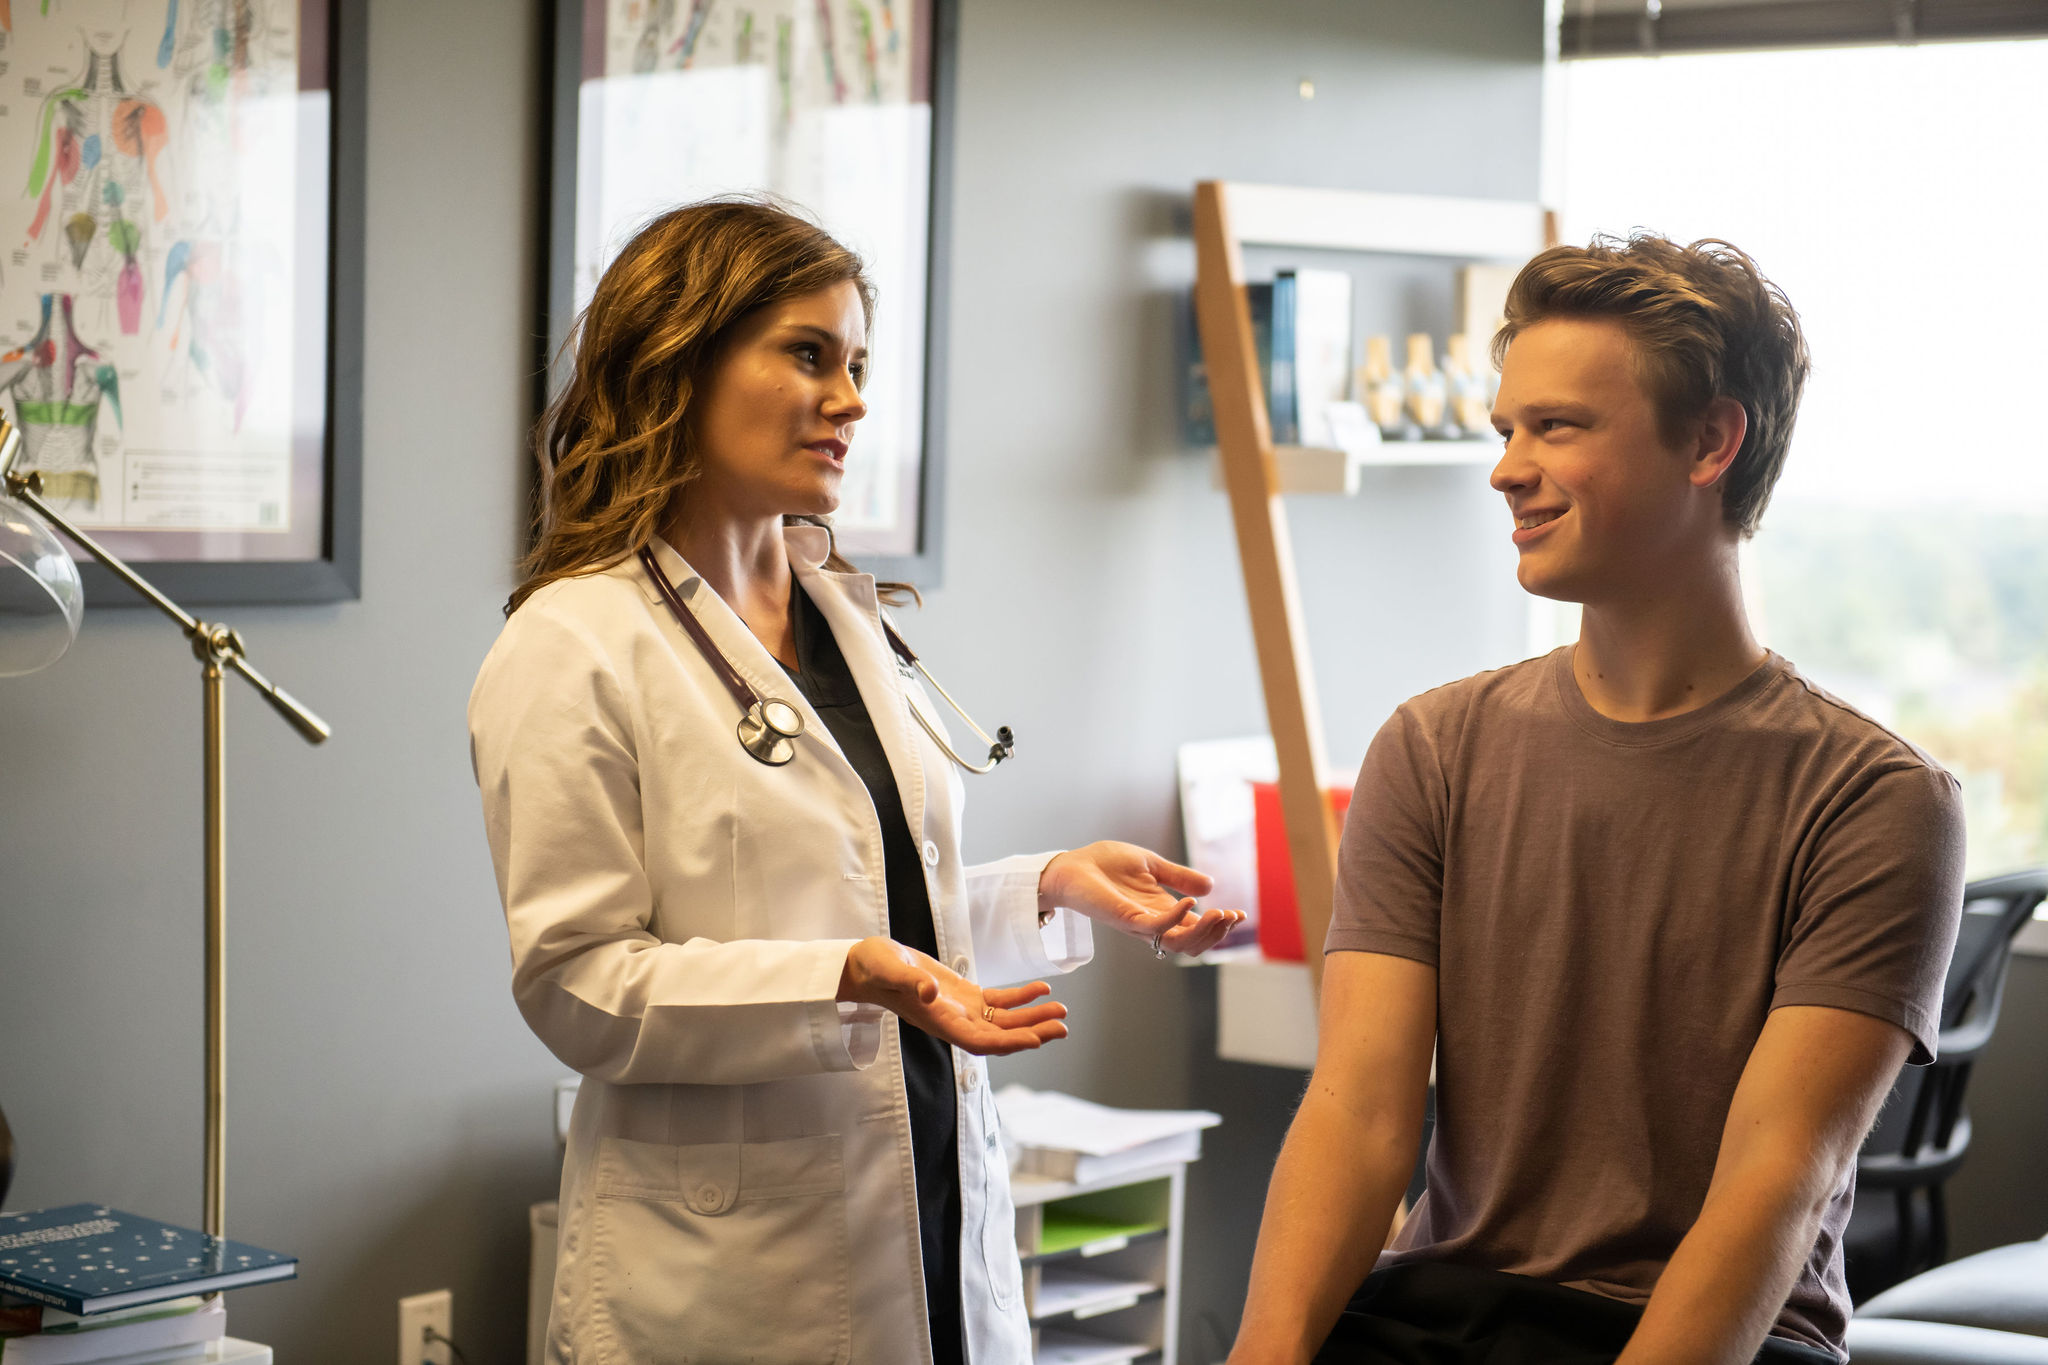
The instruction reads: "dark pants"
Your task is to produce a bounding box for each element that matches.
[1314,1263,1840,1365]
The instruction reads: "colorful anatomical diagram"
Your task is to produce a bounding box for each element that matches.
[170,0,266,110]
[154,0,280,433]
[160,0,181,67]
[159,239,249,431]
[0,293,122,507]
[24,45,171,336]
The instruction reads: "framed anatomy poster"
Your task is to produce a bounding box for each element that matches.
[0,0,363,605]
[548,0,957,585]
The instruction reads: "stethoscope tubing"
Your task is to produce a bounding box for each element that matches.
[638,546,806,765]
[638,546,1011,774]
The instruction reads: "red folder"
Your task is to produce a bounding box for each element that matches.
[1251,781,1353,961]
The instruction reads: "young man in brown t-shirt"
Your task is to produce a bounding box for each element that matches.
[1229,237,1965,1365]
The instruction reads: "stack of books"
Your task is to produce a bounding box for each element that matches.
[994,1086,1220,1185]
[1184,267,1355,449]
[0,1206,294,1364]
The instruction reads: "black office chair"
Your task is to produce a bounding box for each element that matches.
[1844,868,2048,1304]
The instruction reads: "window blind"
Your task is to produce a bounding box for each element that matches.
[1561,0,2048,56]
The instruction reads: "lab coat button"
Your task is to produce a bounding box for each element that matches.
[697,1184,722,1206]
[951,955,970,975]
[922,840,940,868]
[959,1066,981,1093]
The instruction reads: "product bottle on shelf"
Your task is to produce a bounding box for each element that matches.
[1403,333,1449,440]
[1357,335,1409,440]
[1444,333,1493,438]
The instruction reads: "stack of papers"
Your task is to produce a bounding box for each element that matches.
[996,1086,1220,1185]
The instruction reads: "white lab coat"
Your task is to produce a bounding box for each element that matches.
[468,527,1093,1365]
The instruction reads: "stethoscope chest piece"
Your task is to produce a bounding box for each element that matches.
[739,698,805,766]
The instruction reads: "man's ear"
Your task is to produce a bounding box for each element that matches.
[1689,396,1748,490]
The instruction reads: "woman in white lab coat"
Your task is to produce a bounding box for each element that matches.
[469,199,1241,1365]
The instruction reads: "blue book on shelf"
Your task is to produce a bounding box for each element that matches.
[1184,282,1276,446]
[1268,272,1299,445]
[0,1205,295,1315]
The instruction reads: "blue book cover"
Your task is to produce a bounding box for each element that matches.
[1184,282,1275,446]
[0,1205,295,1315]
[1269,272,1299,445]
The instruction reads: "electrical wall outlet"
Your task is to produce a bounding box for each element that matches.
[398,1289,453,1365]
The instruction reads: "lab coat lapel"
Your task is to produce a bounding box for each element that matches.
[788,534,930,862]
[638,537,848,765]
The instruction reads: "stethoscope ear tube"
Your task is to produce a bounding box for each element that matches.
[902,654,1014,774]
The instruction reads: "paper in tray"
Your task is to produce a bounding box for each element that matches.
[1034,1326,1151,1365]
[1036,1209,1166,1257]
[995,1086,1219,1158]
[1033,1266,1157,1319]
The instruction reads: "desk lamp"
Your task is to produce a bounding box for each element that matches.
[0,416,330,1240]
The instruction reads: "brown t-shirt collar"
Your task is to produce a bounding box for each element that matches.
[1553,645,1787,748]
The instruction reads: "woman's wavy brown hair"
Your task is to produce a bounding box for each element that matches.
[508,196,909,615]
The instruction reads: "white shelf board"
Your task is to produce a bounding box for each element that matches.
[1177,940,1263,967]
[1010,1160,1187,1208]
[1221,182,1549,260]
[1208,441,1496,496]
[1217,956,1318,1069]
[1360,438,1501,467]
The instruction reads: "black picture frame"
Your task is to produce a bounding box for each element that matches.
[542,0,956,588]
[48,0,364,608]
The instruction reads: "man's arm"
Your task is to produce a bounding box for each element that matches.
[1228,950,1437,1365]
[1616,1004,1911,1365]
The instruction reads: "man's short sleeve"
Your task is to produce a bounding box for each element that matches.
[1324,703,1447,965]
[1772,762,1967,1066]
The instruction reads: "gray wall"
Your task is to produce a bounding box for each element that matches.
[2,2,2042,1363]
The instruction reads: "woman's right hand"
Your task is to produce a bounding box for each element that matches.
[838,937,1069,1056]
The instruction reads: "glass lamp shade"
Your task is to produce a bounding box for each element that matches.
[0,493,83,677]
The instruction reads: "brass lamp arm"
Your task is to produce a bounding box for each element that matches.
[1,414,333,1240]
[0,418,330,745]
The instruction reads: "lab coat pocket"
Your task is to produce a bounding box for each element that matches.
[975,1083,1023,1310]
[590,1133,851,1365]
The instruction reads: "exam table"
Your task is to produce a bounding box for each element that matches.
[1845,1230,2048,1363]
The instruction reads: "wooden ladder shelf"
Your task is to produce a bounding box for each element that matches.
[1190,181,1553,1002]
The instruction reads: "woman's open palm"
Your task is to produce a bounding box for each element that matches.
[1039,841,1245,957]
[840,937,1069,1055]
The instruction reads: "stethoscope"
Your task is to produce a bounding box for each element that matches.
[639,546,1015,773]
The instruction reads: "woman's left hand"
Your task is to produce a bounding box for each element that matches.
[1037,841,1245,957]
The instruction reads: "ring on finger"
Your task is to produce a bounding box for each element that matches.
[1152,925,1168,959]
[982,1004,996,1023]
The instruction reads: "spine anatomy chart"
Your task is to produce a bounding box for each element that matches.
[24,44,169,334]
[0,0,298,535]
[0,291,120,503]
